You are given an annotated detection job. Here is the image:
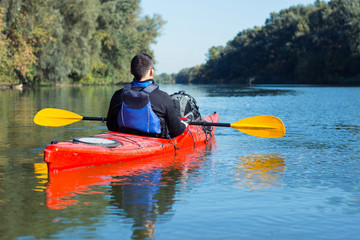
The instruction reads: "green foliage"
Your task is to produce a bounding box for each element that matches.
[0,7,16,84]
[0,1,47,84]
[176,0,360,85]
[206,46,224,61]
[154,73,175,84]
[0,0,164,85]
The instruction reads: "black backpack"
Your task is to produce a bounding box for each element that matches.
[170,90,201,121]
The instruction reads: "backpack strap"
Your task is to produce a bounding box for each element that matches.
[123,84,131,91]
[142,84,159,94]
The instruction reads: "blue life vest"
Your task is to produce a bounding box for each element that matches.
[117,83,161,134]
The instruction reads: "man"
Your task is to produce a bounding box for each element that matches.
[106,53,187,138]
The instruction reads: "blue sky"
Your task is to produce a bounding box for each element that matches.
[141,0,318,74]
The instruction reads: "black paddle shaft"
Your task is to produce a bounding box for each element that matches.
[189,121,230,127]
[83,116,107,122]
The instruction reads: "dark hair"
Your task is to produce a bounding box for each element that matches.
[131,53,154,80]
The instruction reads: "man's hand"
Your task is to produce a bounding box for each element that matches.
[180,117,190,128]
[181,120,189,128]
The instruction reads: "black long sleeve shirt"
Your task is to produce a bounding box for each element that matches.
[106,82,186,138]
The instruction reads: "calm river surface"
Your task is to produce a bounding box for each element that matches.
[0,84,359,239]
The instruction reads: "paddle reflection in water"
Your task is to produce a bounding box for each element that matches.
[234,154,286,190]
[34,140,215,239]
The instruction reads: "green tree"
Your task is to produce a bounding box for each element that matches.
[0,7,16,84]
[178,0,360,85]
[0,0,164,85]
[95,0,164,83]
[206,46,224,61]
[0,0,46,84]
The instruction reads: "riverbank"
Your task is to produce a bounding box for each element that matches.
[0,81,131,90]
[0,83,24,90]
[2,81,359,91]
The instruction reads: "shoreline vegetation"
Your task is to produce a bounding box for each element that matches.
[1,0,360,88]
[0,0,165,88]
[161,0,360,86]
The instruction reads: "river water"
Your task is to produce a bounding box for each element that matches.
[0,84,359,239]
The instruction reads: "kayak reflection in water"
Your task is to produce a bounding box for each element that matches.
[110,168,162,239]
[110,154,205,239]
[34,141,214,239]
[109,142,214,239]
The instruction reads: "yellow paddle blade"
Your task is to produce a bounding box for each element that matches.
[34,108,83,127]
[230,116,285,138]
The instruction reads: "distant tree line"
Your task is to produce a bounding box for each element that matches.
[0,0,164,86]
[168,0,360,85]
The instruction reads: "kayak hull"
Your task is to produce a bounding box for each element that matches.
[44,113,219,173]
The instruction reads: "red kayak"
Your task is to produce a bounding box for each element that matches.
[35,141,215,209]
[44,113,219,173]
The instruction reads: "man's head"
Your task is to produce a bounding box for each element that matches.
[130,53,154,81]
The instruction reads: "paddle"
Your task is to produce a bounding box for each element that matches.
[189,116,285,138]
[34,108,106,127]
[34,108,285,138]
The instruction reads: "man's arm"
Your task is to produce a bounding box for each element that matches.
[106,90,123,131]
[163,94,186,138]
